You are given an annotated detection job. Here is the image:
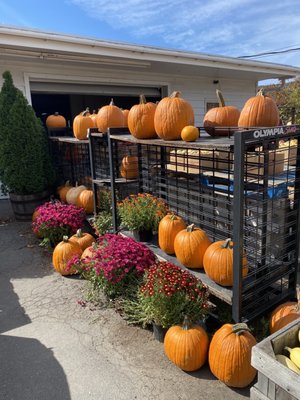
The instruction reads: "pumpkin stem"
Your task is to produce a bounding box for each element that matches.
[222,238,233,249]
[54,111,59,116]
[257,88,264,96]
[65,180,70,187]
[169,91,181,99]
[170,213,178,221]
[216,89,225,107]
[109,98,115,106]
[186,223,195,232]
[76,229,83,238]
[63,235,69,243]
[182,315,192,330]
[232,323,251,335]
[82,110,90,117]
[139,94,147,104]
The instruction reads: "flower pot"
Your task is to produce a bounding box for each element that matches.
[152,323,168,342]
[9,189,51,221]
[132,229,153,242]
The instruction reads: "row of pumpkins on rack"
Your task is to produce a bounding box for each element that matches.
[45,88,280,141]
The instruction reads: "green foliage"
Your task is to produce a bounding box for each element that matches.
[0,71,56,194]
[92,212,113,236]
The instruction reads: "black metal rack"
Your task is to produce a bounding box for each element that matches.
[49,136,91,188]
[107,126,300,322]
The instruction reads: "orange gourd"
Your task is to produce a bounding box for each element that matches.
[52,236,83,275]
[81,241,98,259]
[46,112,67,128]
[203,90,240,136]
[66,184,87,205]
[174,224,211,269]
[57,181,72,203]
[128,94,157,139]
[122,109,130,128]
[73,110,94,140]
[181,125,199,142]
[238,89,280,128]
[269,288,300,334]
[90,110,98,127]
[76,189,94,214]
[70,229,95,251]
[96,98,124,133]
[203,238,248,286]
[154,91,194,140]
[164,316,209,372]
[158,214,186,255]
[120,155,139,179]
[208,323,257,388]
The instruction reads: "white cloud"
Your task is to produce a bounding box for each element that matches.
[69,0,300,66]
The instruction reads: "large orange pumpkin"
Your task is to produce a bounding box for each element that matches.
[158,214,186,255]
[73,110,94,140]
[164,316,209,372]
[208,323,257,388]
[174,224,211,268]
[154,91,194,140]
[76,189,94,214]
[238,89,280,128]
[203,90,240,136]
[46,112,67,128]
[96,99,124,133]
[90,110,98,127]
[128,94,157,139]
[122,109,130,128]
[120,155,139,179]
[70,229,95,251]
[52,236,83,275]
[269,289,300,334]
[203,238,248,286]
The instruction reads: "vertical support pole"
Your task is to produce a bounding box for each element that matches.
[88,129,97,216]
[107,129,118,233]
[232,131,245,322]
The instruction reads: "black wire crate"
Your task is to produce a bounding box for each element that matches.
[48,136,91,187]
[108,126,300,322]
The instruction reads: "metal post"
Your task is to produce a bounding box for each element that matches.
[107,129,118,233]
[88,129,97,216]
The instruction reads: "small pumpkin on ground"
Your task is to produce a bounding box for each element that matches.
[208,323,257,388]
[203,238,248,286]
[52,236,83,275]
[158,214,186,255]
[96,98,124,133]
[120,155,139,180]
[164,316,209,372]
[203,90,240,136]
[181,125,199,142]
[46,112,67,128]
[174,224,211,269]
[81,241,98,259]
[73,110,94,140]
[269,287,300,334]
[238,89,280,128]
[70,229,95,251]
[154,91,194,140]
[128,94,157,139]
[76,189,94,214]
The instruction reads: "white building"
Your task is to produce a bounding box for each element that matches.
[1,25,300,126]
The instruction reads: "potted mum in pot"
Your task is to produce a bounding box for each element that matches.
[117,193,168,241]
[0,71,56,219]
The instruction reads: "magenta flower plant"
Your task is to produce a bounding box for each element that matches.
[32,200,86,249]
[68,233,156,298]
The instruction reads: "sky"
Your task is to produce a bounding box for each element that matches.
[1,0,300,69]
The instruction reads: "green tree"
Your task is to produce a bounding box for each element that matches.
[0,70,56,194]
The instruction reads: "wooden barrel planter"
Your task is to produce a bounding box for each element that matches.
[9,189,51,221]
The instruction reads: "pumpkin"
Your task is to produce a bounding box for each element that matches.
[203,238,248,286]
[81,241,98,259]
[96,98,124,132]
[180,125,199,142]
[128,94,157,139]
[203,90,240,136]
[57,181,72,203]
[174,224,211,269]
[66,184,87,205]
[73,110,94,140]
[208,323,257,388]
[90,110,98,127]
[52,235,83,275]
[238,89,280,128]
[164,316,209,372]
[158,214,186,255]
[120,155,139,179]
[76,189,94,214]
[154,91,194,140]
[122,109,130,128]
[269,288,300,334]
[46,112,67,128]
[70,229,95,251]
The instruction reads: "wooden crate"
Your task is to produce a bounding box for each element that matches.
[251,318,300,400]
